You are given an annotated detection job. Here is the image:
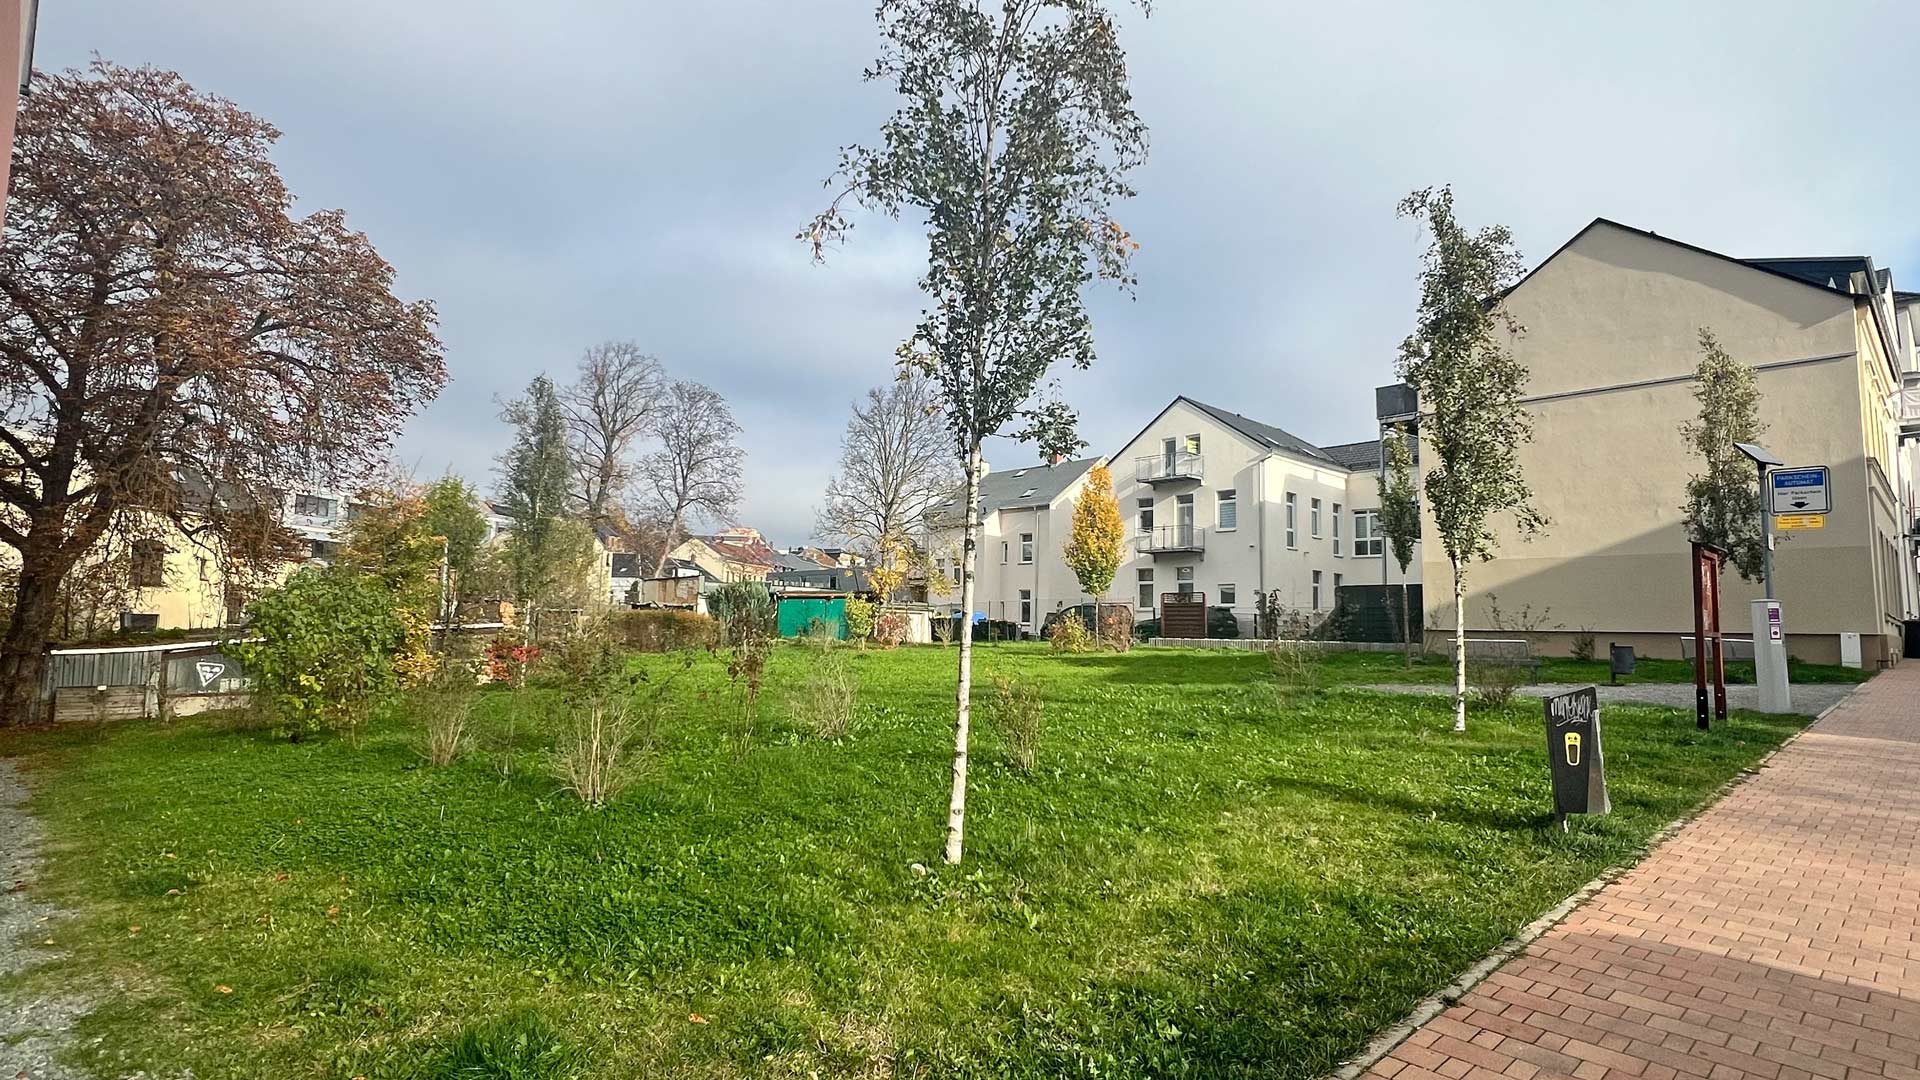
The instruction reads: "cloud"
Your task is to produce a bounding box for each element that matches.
[38,0,1920,543]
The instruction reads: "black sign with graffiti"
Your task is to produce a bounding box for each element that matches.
[1544,686,1609,817]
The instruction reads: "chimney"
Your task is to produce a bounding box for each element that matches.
[1048,453,1066,466]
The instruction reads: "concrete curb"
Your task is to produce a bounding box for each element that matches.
[1322,683,1861,1080]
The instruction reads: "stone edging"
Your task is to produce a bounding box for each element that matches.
[1320,685,1861,1079]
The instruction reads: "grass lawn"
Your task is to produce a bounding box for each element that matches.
[0,644,1810,1079]
[1302,648,1875,687]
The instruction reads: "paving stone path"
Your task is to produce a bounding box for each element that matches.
[1355,663,1920,1080]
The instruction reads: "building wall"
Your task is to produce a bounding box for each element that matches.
[1419,221,1912,664]
[1105,400,1375,631]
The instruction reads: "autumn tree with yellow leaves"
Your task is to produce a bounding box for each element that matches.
[1063,464,1124,601]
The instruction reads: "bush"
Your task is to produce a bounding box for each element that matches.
[988,676,1042,773]
[416,663,478,767]
[1267,638,1320,699]
[611,609,719,652]
[1048,610,1093,653]
[1469,660,1530,710]
[791,648,856,739]
[226,565,408,741]
[873,611,908,648]
[1570,628,1596,663]
[1207,605,1241,639]
[844,597,875,642]
[709,581,775,644]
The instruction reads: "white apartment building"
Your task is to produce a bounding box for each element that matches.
[927,456,1106,633]
[1104,397,1416,634]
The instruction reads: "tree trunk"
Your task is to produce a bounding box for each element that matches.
[653,508,685,577]
[943,442,984,866]
[0,551,73,726]
[1401,581,1413,668]
[1451,560,1467,733]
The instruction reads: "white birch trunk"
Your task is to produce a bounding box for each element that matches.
[1451,561,1467,732]
[943,442,984,865]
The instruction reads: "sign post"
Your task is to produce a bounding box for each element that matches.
[1690,543,1728,730]
[1545,686,1609,829]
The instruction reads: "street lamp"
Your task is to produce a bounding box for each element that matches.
[1735,442,1782,599]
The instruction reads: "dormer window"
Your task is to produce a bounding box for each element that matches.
[1020,488,1037,498]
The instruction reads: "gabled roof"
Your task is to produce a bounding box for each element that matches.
[689,531,778,568]
[1112,396,1336,467]
[1319,439,1383,471]
[931,456,1101,523]
[1740,257,1878,294]
[1505,218,1865,304]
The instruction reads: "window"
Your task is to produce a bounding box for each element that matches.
[1217,488,1237,531]
[1175,493,1194,537]
[293,494,334,517]
[1137,497,1154,533]
[130,540,166,588]
[1334,572,1343,594]
[1020,488,1037,499]
[1354,509,1382,557]
[1219,583,1237,606]
[1285,493,1297,547]
[1137,568,1154,610]
[1176,565,1194,595]
[1019,589,1033,625]
[1183,433,1201,455]
[1001,541,1009,564]
[196,555,210,582]
[1312,570,1323,610]
[1332,503,1342,555]
[1310,498,1323,538]
[1020,533,1034,564]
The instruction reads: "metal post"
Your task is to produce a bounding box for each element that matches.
[1758,459,1775,600]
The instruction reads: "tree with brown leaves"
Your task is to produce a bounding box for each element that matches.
[0,62,445,723]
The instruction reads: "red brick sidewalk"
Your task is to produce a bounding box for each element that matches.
[1359,665,1920,1080]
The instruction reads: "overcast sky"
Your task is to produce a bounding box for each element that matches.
[39,2,1920,544]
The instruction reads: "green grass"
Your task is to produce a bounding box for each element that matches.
[0,644,1810,1079]
[1302,648,1875,686]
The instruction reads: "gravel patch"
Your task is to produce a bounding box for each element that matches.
[1346,680,1858,716]
[1,758,94,1080]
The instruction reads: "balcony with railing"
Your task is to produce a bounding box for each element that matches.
[1901,374,1920,440]
[1136,451,1203,484]
[1135,525,1205,555]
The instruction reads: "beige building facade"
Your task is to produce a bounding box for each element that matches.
[1416,219,1920,666]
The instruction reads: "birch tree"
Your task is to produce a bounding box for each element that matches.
[804,0,1149,864]
[1395,186,1543,732]
[1680,328,1767,581]
[1377,426,1422,666]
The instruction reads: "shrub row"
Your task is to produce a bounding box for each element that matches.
[611,609,721,652]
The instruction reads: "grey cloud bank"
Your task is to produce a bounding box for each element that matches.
[38,1,1920,544]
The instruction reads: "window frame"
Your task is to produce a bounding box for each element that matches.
[1332,502,1342,556]
[129,539,167,589]
[1137,497,1154,533]
[1019,588,1033,626]
[1136,567,1155,610]
[1219,582,1237,606]
[1310,497,1323,538]
[1353,508,1382,557]
[1311,569,1323,610]
[1019,532,1034,565]
[1216,488,1237,532]
[1284,493,1297,548]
